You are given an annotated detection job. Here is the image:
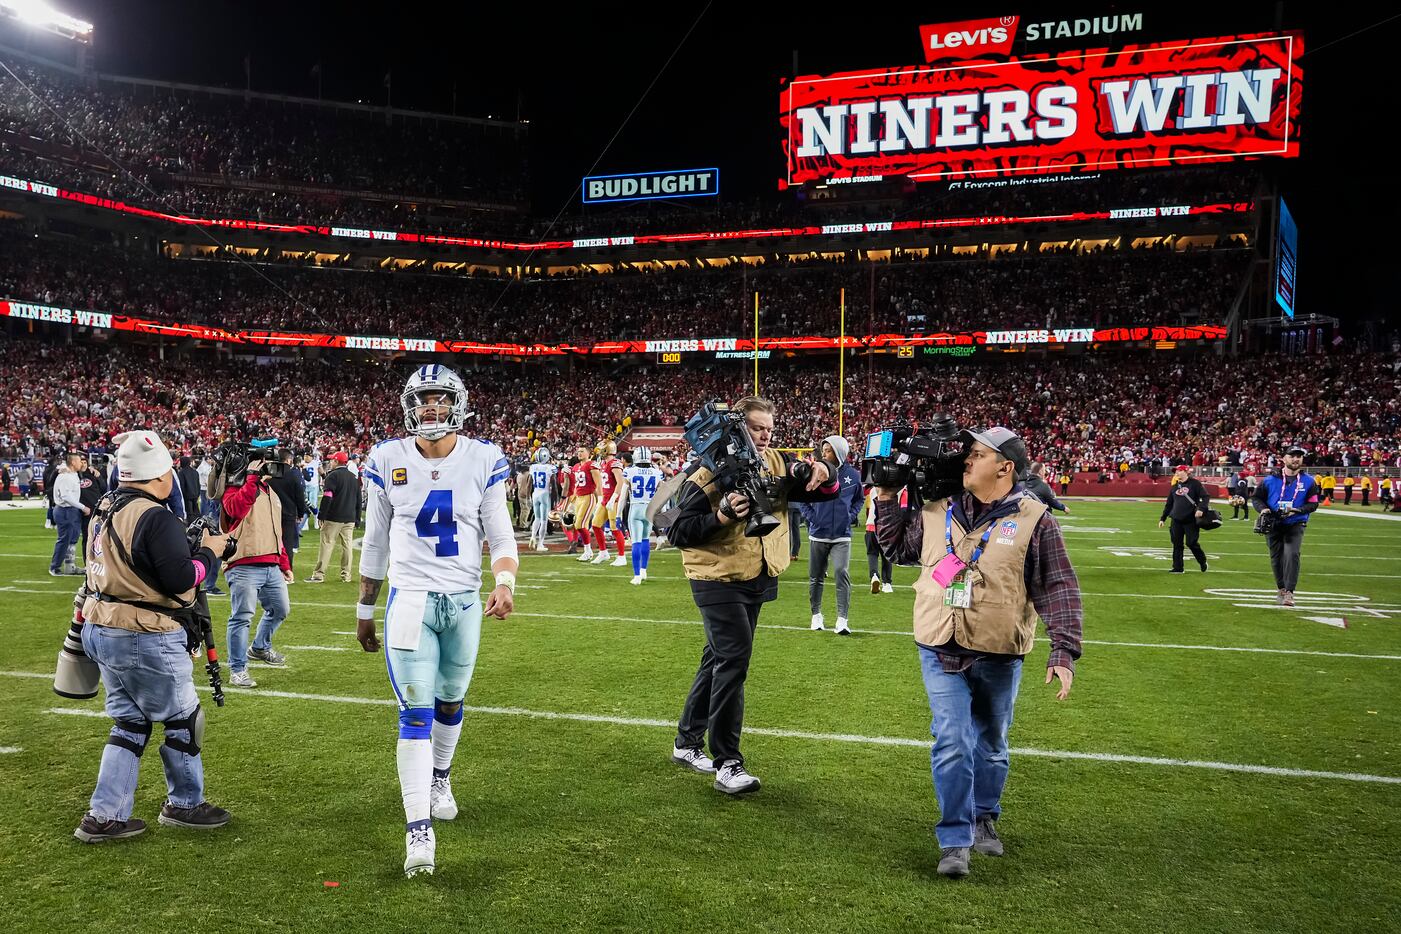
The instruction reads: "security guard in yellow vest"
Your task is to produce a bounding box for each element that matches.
[73,431,232,843]
[666,397,840,795]
[875,427,1083,880]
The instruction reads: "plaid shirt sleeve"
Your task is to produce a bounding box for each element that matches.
[1027,513,1083,672]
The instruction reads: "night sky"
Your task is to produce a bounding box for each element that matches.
[16,2,1399,324]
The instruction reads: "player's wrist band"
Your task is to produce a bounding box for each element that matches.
[355,602,376,620]
[494,571,516,594]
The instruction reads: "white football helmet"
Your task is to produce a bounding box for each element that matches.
[534,447,551,464]
[401,365,469,441]
[632,446,652,464]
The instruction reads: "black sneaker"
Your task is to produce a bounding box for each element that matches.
[205,585,225,596]
[1168,568,1185,574]
[158,801,231,830]
[74,814,147,843]
[1199,561,1209,573]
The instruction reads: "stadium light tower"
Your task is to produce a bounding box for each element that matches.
[0,0,93,72]
[0,0,92,42]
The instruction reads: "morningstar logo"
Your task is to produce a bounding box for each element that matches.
[919,16,1019,62]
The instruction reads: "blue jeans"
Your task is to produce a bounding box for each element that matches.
[918,647,1022,848]
[226,564,289,673]
[51,505,82,572]
[81,625,203,820]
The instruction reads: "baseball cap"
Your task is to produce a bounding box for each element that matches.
[1173,462,1191,471]
[959,426,1029,475]
[1285,445,1306,456]
[330,451,348,464]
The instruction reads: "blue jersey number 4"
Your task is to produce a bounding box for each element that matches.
[415,490,459,557]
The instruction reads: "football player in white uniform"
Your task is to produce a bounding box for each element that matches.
[620,447,664,585]
[354,365,519,877]
[527,448,556,552]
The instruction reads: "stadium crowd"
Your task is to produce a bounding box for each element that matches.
[0,62,528,203]
[0,54,1256,239]
[4,339,1397,483]
[0,227,1249,341]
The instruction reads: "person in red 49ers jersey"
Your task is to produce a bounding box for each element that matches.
[570,446,599,562]
[559,454,579,554]
[589,440,629,566]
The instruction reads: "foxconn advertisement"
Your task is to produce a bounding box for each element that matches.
[780,32,1302,187]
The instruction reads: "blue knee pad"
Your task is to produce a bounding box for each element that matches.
[398,706,433,740]
[434,698,464,725]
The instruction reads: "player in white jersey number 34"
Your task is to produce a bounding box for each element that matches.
[354,365,519,877]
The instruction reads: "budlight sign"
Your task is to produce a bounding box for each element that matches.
[583,168,719,205]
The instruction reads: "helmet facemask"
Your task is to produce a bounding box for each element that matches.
[401,366,469,441]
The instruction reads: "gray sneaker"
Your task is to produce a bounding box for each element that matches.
[248,646,286,666]
[937,846,970,878]
[973,816,1004,856]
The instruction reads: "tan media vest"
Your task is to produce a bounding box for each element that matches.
[82,495,194,633]
[680,447,795,582]
[912,493,1048,655]
[224,481,284,564]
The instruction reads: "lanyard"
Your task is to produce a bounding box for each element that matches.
[946,506,996,570]
[1279,474,1305,505]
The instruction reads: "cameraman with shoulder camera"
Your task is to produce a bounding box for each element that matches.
[1251,445,1321,606]
[213,441,293,688]
[667,397,841,795]
[72,431,232,842]
[874,427,1082,880]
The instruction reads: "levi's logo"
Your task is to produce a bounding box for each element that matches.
[919,15,1019,62]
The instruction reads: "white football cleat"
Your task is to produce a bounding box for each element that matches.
[535,544,549,553]
[404,825,436,877]
[591,551,610,564]
[810,613,825,631]
[577,549,594,562]
[881,583,894,594]
[640,569,647,581]
[630,575,642,586]
[611,555,627,567]
[430,776,458,820]
[835,617,851,636]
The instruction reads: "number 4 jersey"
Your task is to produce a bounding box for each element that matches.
[360,436,519,593]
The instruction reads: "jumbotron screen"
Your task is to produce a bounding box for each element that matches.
[780,32,1302,187]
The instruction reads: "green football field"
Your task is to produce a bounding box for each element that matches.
[1,500,1398,933]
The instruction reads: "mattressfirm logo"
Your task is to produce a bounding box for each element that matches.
[919,16,1018,62]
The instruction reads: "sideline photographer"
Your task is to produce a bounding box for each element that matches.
[210,439,293,687]
[1158,463,1210,574]
[873,425,1082,880]
[1251,445,1321,606]
[665,397,840,795]
[69,431,232,842]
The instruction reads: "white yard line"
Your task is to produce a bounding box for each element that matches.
[0,746,21,753]
[29,683,1397,786]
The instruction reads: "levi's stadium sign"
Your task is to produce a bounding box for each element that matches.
[780,32,1302,187]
